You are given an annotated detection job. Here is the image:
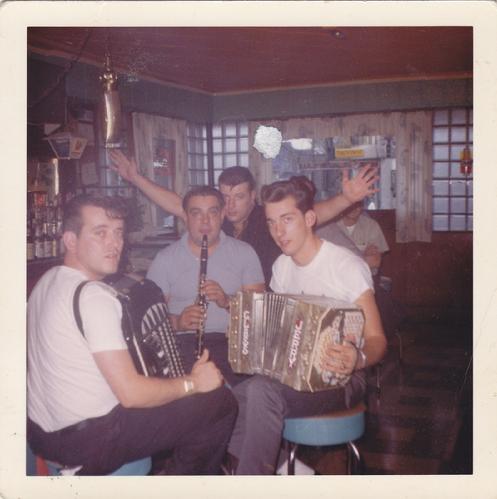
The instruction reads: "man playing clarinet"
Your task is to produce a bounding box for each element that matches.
[146,185,265,386]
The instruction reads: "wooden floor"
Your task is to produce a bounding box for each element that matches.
[299,318,473,475]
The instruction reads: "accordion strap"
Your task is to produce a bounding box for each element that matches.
[73,280,90,338]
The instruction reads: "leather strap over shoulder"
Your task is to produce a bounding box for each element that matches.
[73,280,90,338]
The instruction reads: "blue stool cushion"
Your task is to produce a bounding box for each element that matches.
[283,404,366,447]
[109,457,152,476]
[45,456,152,476]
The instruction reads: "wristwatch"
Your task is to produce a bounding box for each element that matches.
[183,379,195,395]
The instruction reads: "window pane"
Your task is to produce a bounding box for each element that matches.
[433,180,449,196]
[239,153,249,167]
[240,137,249,151]
[450,180,466,196]
[224,154,237,167]
[433,127,449,143]
[433,215,449,231]
[433,162,449,178]
[434,110,449,125]
[450,198,467,213]
[213,169,223,184]
[212,124,222,138]
[225,123,237,137]
[451,144,465,160]
[239,123,248,136]
[451,109,467,125]
[213,155,223,168]
[433,145,449,160]
[468,198,473,214]
[451,127,466,142]
[450,215,467,230]
[450,162,465,179]
[189,170,207,186]
[468,215,473,230]
[212,139,223,154]
[225,138,237,153]
[467,180,473,196]
[433,197,449,213]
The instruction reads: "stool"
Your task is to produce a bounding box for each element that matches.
[282,402,366,475]
[27,444,152,476]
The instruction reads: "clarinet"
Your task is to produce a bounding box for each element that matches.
[195,234,209,359]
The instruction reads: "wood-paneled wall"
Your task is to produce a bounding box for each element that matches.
[369,210,473,322]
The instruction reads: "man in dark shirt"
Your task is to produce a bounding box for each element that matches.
[109,150,378,286]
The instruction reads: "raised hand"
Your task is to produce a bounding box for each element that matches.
[342,163,379,204]
[109,149,140,184]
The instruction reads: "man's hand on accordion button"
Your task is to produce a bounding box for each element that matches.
[320,342,358,376]
[190,349,224,392]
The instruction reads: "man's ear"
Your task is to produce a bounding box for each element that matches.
[304,209,317,228]
[62,231,77,253]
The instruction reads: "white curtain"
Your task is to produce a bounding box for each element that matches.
[131,112,188,237]
[249,111,433,243]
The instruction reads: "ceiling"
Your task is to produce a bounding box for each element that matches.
[27,27,473,94]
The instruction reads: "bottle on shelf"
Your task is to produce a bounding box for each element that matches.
[27,221,35,261]
[34,222,45,259]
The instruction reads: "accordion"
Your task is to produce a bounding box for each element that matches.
[228,291,365,392]
[103,273,185,378]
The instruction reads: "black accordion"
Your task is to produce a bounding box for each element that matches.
[102,273,185,378]
[228,291,365,392]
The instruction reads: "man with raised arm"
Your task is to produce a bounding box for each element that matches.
[27,194,237,475]
[109,150,378,286]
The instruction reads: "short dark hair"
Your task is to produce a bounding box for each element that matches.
[63,194,128,235]
[218,166,256,191]
[260,176,317,214]
[182,185,225,211]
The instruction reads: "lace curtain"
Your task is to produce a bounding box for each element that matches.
[131,112,188,237]
[249,111,433,243]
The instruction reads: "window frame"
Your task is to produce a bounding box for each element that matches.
[432,107,473,232]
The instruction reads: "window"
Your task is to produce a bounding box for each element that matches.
[212,121,249,184]
[187,123,208,188]
[432,108,473,231]
[187,121,249,187]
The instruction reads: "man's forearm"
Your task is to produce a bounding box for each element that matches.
[314,194,352,226]
[131,172,185,220]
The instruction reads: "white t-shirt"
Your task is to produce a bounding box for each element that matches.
[270,240,373,303]
[337,213,389,254]
[27,266,127,432]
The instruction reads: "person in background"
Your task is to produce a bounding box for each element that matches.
[146,185,265,387]
[227,177,387,474]
[109,150,378,286]
[27,194,237,475]
[334,201,389,276]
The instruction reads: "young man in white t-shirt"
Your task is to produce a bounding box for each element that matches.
[227,177,387,475]
[27,194,237,475]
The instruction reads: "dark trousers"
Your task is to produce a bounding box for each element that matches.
[228,372,366,474]
[27,385,237,475]
[176,332,250,388]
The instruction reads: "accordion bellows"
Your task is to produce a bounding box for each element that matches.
[228,291,365,392]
